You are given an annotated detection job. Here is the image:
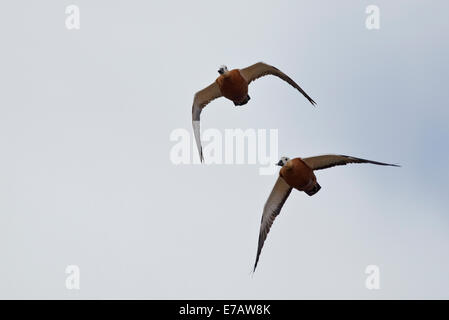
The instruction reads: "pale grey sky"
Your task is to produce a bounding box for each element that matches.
[0,1,448,299]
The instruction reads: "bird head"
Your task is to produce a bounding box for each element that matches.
[218,65,229,75]
[276,156,290,166]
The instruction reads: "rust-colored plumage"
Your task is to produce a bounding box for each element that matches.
[280,158,318,195]
[215,69,249,105]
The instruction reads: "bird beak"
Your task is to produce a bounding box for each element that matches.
[276,160,283,166]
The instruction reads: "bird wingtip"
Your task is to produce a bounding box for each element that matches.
[252,256,260,273]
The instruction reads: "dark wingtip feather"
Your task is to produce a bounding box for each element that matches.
[306,97,317,107]
[373,161,401,167]
[390,163,401,167]
[253,242,262,273]
[253,260,259,273]
[338,155,400,168]
[200,150,204,163]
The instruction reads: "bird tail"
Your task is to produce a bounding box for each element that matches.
[233,95,251,106]
[305,183,321,196]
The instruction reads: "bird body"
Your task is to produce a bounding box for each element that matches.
[280,158,318,195]
[215,69,249,105]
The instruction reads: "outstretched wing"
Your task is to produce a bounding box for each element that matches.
[239,62,316,106]
[254,176,292,272]
[302,154,400,171]
[192,82,222,162]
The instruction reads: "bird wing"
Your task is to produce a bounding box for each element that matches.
[192,82,222,162]
[239,62,316,106]
[302,154,400,171]
[254,176,292,272]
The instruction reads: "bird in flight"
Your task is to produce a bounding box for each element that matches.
[253,154,399,272]
[191,62,316,162]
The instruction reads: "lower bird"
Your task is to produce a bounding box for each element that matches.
[192,62,316,162]
[253,154,399,272]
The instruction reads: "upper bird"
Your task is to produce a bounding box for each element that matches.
[192,62,317,162]
[253,154,400,272]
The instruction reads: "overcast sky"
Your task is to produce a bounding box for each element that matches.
[0,0,448,299]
